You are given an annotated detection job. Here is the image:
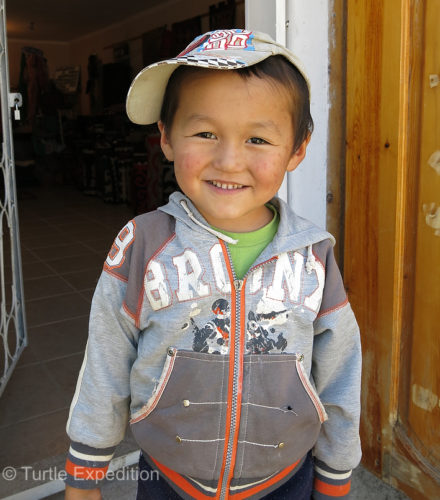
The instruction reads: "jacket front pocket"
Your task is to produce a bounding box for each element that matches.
[296,354,328,424]
[130,347,177,424]
[130,348,229,481]
[235,353,327,478]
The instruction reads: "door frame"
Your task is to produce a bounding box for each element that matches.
[345,0,440,497]
[0,0,27,397]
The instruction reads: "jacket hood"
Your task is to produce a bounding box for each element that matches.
[159,192,335,256]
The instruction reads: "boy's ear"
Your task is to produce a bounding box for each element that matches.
[286,134,311,172]
[158,120,174,162]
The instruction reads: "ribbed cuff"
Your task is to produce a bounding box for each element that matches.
[64,441,116,489]
[313,459,352,498]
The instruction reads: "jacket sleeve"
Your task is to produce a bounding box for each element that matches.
[311,241,362,499]
[64,252,140,488]
[64,213,175,488]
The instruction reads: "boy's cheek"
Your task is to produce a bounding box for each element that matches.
[175,152,205,172]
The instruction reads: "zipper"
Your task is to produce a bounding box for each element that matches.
[218,242,244,499]
[218,244,271,499]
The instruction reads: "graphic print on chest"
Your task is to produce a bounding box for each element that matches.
[186,298,290,355]
[190,298,231,354]
[143,243,324,315]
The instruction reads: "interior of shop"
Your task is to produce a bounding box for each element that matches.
[0,1,244,495]
[9,0,243,213]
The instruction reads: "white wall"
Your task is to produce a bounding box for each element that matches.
[246,0,329,229]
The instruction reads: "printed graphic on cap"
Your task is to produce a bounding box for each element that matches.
[177,29,254,58]
[178,34,211,57]
[156,55,246,70]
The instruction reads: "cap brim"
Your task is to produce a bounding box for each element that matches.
[126,63,178,125]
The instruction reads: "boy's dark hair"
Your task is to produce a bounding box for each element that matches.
[160,55,313,153]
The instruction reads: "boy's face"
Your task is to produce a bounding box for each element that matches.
[159,70,308,232]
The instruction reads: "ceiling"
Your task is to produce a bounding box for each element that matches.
[6,0,165,42]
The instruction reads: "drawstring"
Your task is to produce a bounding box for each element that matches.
[180,200,238,245]
[305,244,316,274]
[180,200,317,269]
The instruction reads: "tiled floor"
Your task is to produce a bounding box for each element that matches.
[0,182,136,473]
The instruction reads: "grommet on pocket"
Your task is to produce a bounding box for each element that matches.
[176,435,182,443]
[167,347,176,357]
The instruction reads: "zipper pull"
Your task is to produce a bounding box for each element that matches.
[233,279,244,291]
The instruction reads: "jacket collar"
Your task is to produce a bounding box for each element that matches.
[159,191,335,256]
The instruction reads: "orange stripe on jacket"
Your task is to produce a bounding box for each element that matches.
[314,478,351,496]
[151,457,213,499]
[230,459,301,499]
[65,459,109,480]
[151,456,302,499]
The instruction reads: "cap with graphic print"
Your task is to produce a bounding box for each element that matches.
[126,29,310,125]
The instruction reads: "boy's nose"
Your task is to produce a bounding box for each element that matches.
[213,142,244,172]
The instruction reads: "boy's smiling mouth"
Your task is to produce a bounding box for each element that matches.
[208,180,245,190]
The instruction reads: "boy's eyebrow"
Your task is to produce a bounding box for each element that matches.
[250,120,282,135]
[184,113,213,124]
[185,114,283,134]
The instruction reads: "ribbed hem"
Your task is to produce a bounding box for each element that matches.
[64,441,116,489]
[313,459,352,499]
[143,451,306,499]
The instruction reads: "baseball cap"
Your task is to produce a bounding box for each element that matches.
[126,29,309,125]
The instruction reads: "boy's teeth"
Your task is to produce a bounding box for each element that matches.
[211,181,243,189]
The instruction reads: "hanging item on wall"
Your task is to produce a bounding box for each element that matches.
[54,66,80,94]
[18,46,50,123]
[209,0,236,30]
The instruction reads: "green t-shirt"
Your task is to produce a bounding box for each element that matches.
[214,205,279,279]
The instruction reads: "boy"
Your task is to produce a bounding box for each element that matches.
[65,29,361,499]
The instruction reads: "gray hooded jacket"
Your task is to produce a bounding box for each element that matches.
[66,192,361,498]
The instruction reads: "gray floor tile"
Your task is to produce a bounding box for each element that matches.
[25,292,90,327]
[31,242,92,261]
[23,275,74,301]
[60,268,101,291]
[44,353,84,398]
[24,316,88,363]
[18,261,56,281]
[45,252,104,274]
[0,363,69,428]
[0,409,70,469]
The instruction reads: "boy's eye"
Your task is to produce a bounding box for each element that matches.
[196,132,216,139]
[248,137,269,145]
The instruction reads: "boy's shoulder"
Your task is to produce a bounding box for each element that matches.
[312,238,335,262]
[271,197,336,252]
[133,209,176,239]
[103,209,175,281]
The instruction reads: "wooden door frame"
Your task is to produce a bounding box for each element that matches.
[344,0,439,497]
[327,0,347,266]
